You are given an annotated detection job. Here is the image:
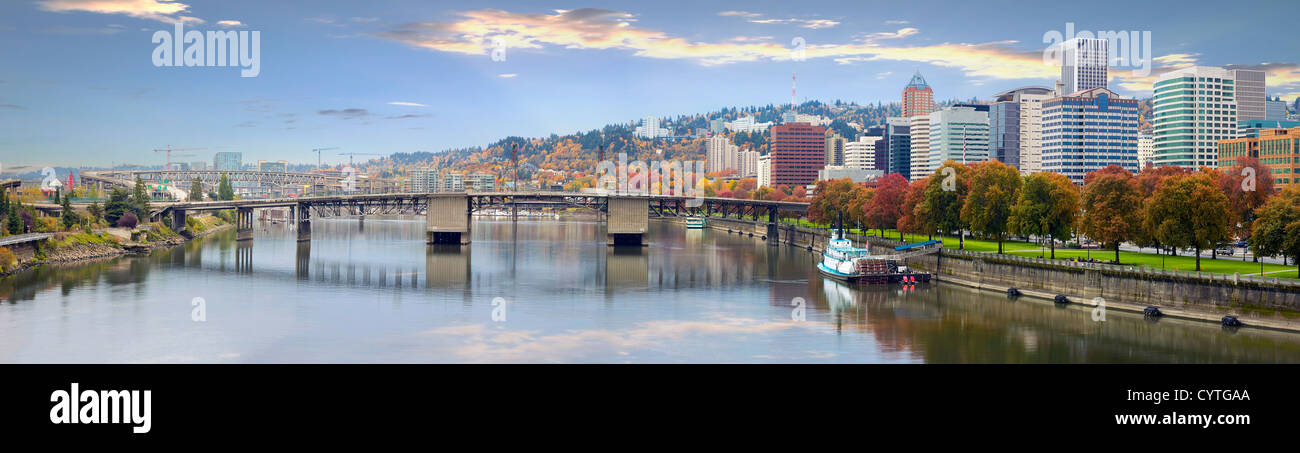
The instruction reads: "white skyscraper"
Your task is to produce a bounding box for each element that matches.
[928,105,990,169]
[1153,66,1239,168]
[757,154,771,188]
[1138,133,1154,169]
[908,115,931,177]
[843,135,880,171]
[1060,37,1108,94]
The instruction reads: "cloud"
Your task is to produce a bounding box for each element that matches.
[384,113,433,120]
[216,20,243,28]
[875,71,893,80]
[39,25,125,35]
[351,17,378,23]
[318,108,370,119]
[497,73,517,78]
[0,104,26,110]
[718,10,839,29]
[36,0,204,24]
[233,121,256,128]
[388,101,427,107]
[884,20,910,25]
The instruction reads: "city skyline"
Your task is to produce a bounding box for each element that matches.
[1,0,1299,168]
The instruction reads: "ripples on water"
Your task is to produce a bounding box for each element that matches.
[2,218,1299,363]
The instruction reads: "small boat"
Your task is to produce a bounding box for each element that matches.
[685,216,706,229]
[817,228,873,282]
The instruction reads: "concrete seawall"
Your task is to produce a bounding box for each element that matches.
[664,216,1300,332]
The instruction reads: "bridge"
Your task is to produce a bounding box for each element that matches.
[153,191,809,246]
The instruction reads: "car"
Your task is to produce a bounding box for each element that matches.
[1216,247,1234,256]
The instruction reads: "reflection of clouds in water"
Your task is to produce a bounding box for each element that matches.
[420,315,811,362]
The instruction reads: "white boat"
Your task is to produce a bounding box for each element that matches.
[685,217,706,229]
[817,229,873,282]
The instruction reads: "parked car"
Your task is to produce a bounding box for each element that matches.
[1216,247,1234,256]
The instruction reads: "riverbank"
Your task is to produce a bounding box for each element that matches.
[0,217,232,278]
[661,216,1300,333]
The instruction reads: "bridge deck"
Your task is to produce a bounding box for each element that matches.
[0,233,54,247]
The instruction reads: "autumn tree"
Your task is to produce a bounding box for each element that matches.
[1081,165,1142,263]
[1009,172,1079,259]
[961,160,1021,253]
[898,177,930,241]
[808,178,867,227]
[1143,172,1231,271]
[865,173,907,237]
[921,161,971,248]
[1218,156,1275,258]
[1251,187,1300,278]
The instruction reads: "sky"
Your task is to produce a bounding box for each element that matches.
[0,0,1297,168]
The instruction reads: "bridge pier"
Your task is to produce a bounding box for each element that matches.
[296,204,311,242]
[765,209,780,246]
[171,209,190,237]
[236,207,254,241]
[606,197,648,246]
[426,195,471,245]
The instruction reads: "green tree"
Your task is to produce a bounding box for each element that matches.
[60,197,80,230]
[921,161,970,248]
[131,177,151,219]
[218,172,235,201]
[961,160,1021,253]
[1143,172,1231,271]
[6,202,20,235]
[1249,187,1300,278]
[86,201,104,225]
[188,177,204,202]
[1081,165,1143,263]
[104,187,131,225]
[1010,172,1079,259]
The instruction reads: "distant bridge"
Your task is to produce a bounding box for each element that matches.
[152,191,809,246]
[80,170,335,192]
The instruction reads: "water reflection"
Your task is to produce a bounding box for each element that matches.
[1,218,1299,363]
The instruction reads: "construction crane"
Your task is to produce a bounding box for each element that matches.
[338,152,380,167]
[154,146,205,170]
[311,147,340,169]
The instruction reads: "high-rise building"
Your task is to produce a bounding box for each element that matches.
[1266,97,1289,121]
[824,131,846,167]
[757,154,771,188]
[709,118,725,134]
[1138,133,1155,169]
[1153,66,1239,168]
[1217,127,1300,191]
[843,135,879,171]
[902,71,935,118]
[189,161,209,171]
[928,104,990,170]
[1042,87,1140,184]
[908,115,930,178]
[988,86,1052,174]
[739,150,760,178]
[769,123,826,187]
[885,119,911,180]
[258,160,288,173]
[409,168,439,193]
[706,135,734,173]
[213,152,242,172]
[1060,37,1108,94]
[635,116,672,138]
[1232,69,1267,122]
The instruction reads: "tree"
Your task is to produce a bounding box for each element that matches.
[921,161,970,248]
[808,178,864,226]
[898,177,930,241]
[1218,156,1275,258]
[1081,165,1142,263]
[6,203,20,235]
[87,202,104,225]
[104,187,131,225]
[188,177,204,202]
[1143,172,1231,271]
[961,160,1021,253]
[60,197,80,230]
[865,173,907,237]
[1251,187,1300,278]
[1010,172,1079,259]
[131,177,151,219]
[218,172,235,201]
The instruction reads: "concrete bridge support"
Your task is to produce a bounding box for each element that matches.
[171,209,189,237]
[607,197,648,246]
[236,207,254,241]
[427,195,471,245]
[296,204,311,242]
[765,209,780,246]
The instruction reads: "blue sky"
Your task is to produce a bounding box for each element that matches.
[1,0,1297,168]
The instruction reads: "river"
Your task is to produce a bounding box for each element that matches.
[3,218,1299,363]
